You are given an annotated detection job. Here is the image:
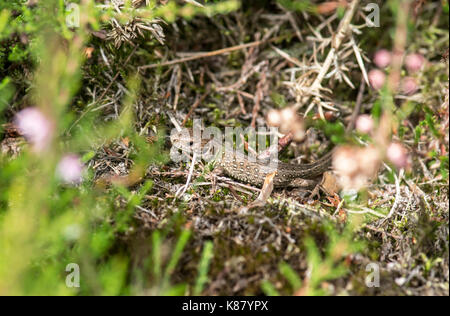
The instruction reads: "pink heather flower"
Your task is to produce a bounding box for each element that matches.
[292,121,305,142]
[401,77,418,95]
[14,107,53,152]
[332,145,381,190]
[405,53,424,73]
[280,107,304,135]
[373,49,392,68]
[333,147,359,175]
[387,142,408,169]
[57,154,84,184]
[368,69,386,90]
[356,115,374,134]
[267,109,282,127]
[280,107,296,123]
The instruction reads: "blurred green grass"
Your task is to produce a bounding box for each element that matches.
[0,0,229,296]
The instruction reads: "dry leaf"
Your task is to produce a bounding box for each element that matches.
[122,136,130,147]
[321,171,340,196]
[246,171,276,209]
[316,1,348,15]
[84,47,94,59]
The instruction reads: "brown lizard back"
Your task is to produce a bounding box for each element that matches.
[215,142,332,188]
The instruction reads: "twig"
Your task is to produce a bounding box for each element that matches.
[236,90,255,100]
[167,112,182,132]
[346,77,365,133]
[286,11,303,42]
[228,185,247,203]
[215,176,261,192]
[236,92,247,114]
[181,87,210,126]
[332,199,345,216]
[173,65,182,110]
[251,63,267,128]
[382,169,404,223]
[183,0,204,8]
[271,45,303,67]
[175,151,198,199]
[138,36,283,70]
[346,207,386,218]
[135,205,157,219]
[277,3,303,42]
[350,36,369,86]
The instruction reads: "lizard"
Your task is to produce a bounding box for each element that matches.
[202,136,333,189]
[171,131,331,189]
[172,81,364,190]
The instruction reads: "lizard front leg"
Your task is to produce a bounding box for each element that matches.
[285,177,319,199]
[288,177,319,188]
[295,172,340,199]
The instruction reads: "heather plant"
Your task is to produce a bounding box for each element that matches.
[0,0,448,296]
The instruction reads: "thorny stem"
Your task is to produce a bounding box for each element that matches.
[295,0,359,115]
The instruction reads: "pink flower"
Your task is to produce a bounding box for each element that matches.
[401,77,418,95]
[57,154,84,184]
[405,53,424,73]
[14,107,53,152]
[267,107,305,141]
[356,114,374,134]
[386,142,408,169]
[373,49,392,68]
[267,109,282,127]
[280,107,296,124]
[368,69,386,90]
[332,145,381,190]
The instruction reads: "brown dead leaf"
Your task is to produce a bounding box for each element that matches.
[91,30,107,40]
[122,136,130,147]
[257,171,276,203]
[321,171,340,196]
[84,47,94,59]
[246,171,276,209]
[338,209,347,223]
[326,193,341,208]
[316,1,348,15]
[94,168,144,189]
